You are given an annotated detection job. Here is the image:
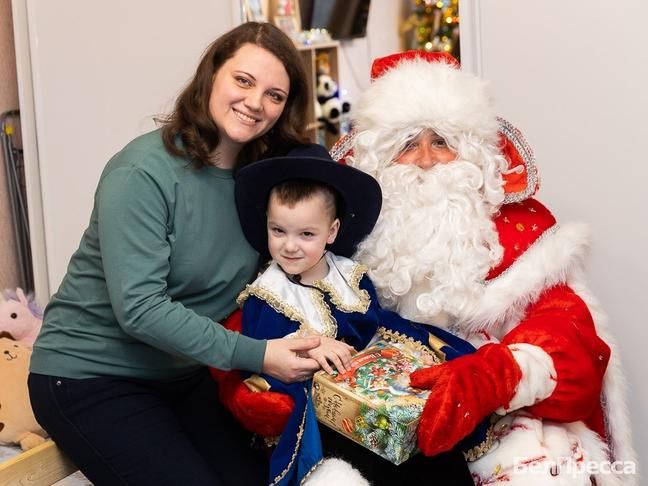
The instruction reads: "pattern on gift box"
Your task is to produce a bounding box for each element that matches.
[313,341,435,464]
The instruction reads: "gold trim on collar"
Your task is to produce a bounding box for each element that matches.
[312,263,370,314]
[238,285,305,324]
[309,289,337,338]
[237,285,338,338]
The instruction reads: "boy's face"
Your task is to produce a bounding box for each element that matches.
[267,193,340,281]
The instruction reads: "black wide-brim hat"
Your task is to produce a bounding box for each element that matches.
[235,143,382,258]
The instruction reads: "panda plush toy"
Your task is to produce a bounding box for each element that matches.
[316,73,350,134]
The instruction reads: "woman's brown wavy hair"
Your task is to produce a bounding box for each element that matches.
[161,22,310,169]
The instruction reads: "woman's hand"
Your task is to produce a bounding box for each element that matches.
[263,337,322,383]
[305,336,356,375]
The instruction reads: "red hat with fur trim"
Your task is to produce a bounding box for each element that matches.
[331,50,538,203]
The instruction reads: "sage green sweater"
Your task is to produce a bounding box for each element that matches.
[30,129,265,379]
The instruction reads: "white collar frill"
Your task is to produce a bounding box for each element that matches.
[237,253,371,338]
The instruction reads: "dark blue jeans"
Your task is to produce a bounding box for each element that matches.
[28,369,268,486]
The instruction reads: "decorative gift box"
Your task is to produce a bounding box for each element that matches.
[312,339,439,464]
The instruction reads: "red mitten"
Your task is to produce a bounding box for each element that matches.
[214,369,295,437]
[211,309,295,437]
[409,343,522,456]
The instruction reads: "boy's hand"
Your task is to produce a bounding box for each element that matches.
[305,336,356,375]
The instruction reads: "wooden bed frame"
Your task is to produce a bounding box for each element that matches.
[0,440,78,485]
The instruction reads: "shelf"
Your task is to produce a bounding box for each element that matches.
[295,40,343,149]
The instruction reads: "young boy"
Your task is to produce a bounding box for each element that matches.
[218,144,478,486]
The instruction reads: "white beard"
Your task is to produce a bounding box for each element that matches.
[354,160,504,328]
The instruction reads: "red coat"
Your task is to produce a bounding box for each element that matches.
[446,197,635,485]
[476,198,609,437]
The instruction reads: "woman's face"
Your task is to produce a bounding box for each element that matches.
[209,43,290,154]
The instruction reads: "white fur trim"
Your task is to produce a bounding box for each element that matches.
[458,222,591,334]
[470,415,637,485]
[567,272,639,483]
[496,343,557,414]
[304,458,369,486]
[565,421,629,486]
[454,221,637,481]
[354,58,500,144]
[452,220,638,482]
[470,413,592,485]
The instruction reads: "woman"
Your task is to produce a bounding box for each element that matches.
[28,22,321,486]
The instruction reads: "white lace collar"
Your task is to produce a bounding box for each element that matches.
[237,253,370,337]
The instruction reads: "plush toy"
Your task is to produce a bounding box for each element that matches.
[0,288,43,347]
[0,337,47,450]
[316,52,331,78]
[316,73,351,135]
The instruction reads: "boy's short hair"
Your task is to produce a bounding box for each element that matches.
[269,179,340,221]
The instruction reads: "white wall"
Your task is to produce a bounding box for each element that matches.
[336,0,405,106]
[463,0,647,474]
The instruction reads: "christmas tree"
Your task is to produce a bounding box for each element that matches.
[402,0,460,60]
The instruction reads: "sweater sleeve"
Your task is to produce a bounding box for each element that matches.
[97,166,266,373]
[501,284,610,422]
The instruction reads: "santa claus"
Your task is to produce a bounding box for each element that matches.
[329,51,637,485]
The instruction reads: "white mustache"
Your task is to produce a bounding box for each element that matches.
[378,160,486,207]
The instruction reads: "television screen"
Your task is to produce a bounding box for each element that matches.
[300,0,371,40]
